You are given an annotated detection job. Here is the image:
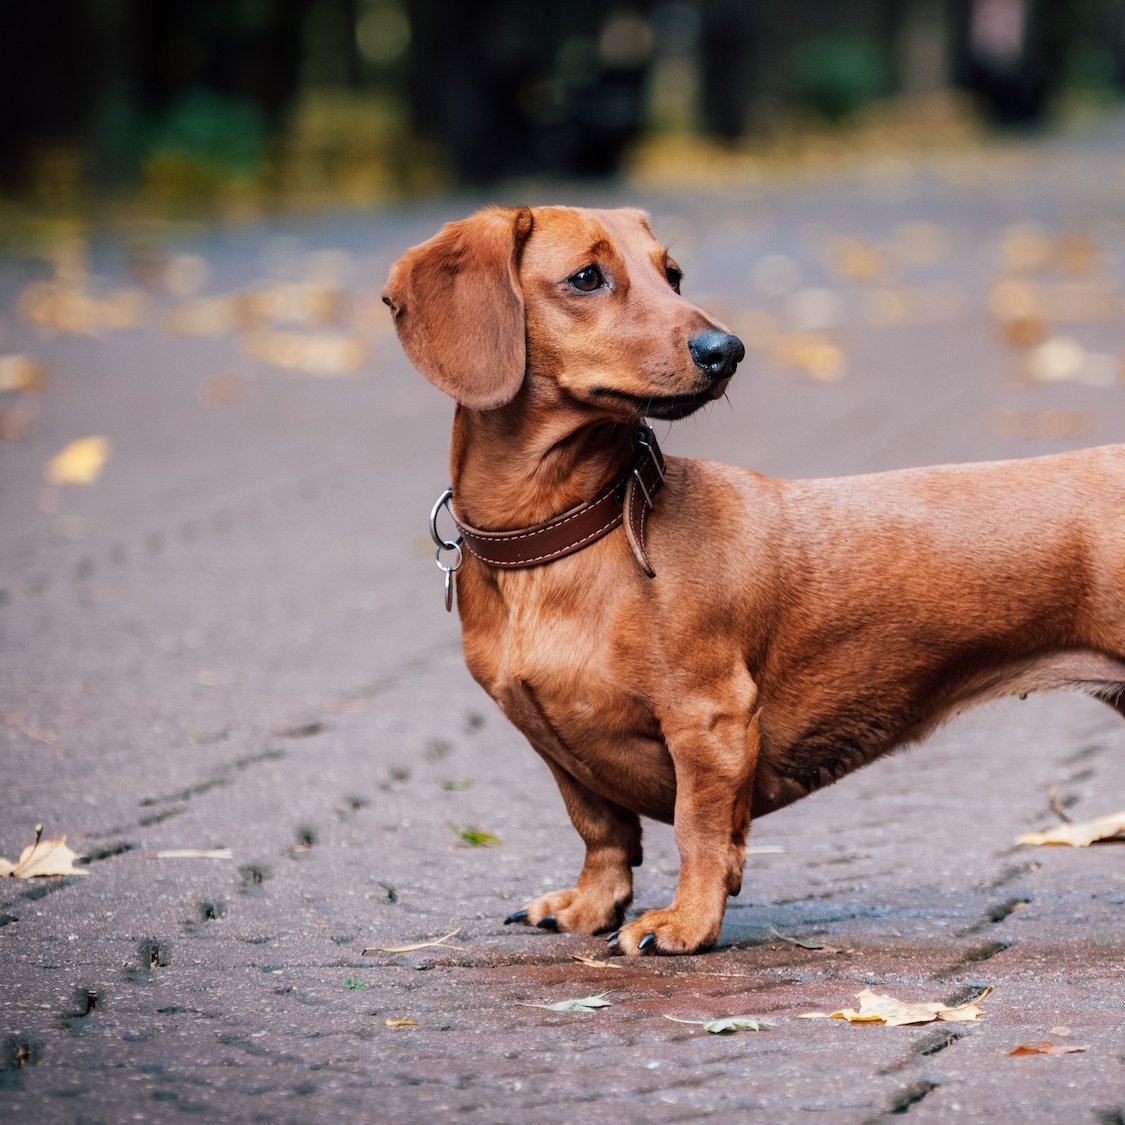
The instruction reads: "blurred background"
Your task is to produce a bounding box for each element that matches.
[1,1,1123,512]
[2,3,1125,995]
[2,0,1125,221]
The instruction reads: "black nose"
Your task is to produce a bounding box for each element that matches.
[689,330,745,380]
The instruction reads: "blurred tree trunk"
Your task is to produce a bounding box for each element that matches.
[950,0,1075,124]
[0,0,94,189]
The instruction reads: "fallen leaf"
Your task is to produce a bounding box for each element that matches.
[517,991,614,1013]
[799,986,991,1027]
[0,406,37,440]
[0,354,48,392]
[1010,1040,1088,1057]
[448,823,501,847]
[570,955,625,970]
[1016,811,1125,847]
[665,1015,775,1034]
[0,827,87,878]
[241,329,367,375]
[4,714,54,743]
[162,294,249,336]
[44,436,111,485]
[768,926,852,954]
[385,1018,419,1028]
[768,926,822,950]
[18,282,143,334]
[362,928,462,955]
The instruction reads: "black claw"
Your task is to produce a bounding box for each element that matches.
[605,930,619,945]
[504,909,529,926]
[637,932,658,954]
[536,914,559,932]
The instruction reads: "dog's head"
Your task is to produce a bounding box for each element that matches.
[382,205,743,420]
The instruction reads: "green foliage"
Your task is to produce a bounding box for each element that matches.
[791,36,887,121]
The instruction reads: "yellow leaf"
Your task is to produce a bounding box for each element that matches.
[801,987,989,1027]
[385,1018,418,1028]
[44,436,111,485]
[1016,811,1125,847]
[0,833,88,878]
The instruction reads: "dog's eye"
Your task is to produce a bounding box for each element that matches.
[666,265,683,293]
[568,265,605,293]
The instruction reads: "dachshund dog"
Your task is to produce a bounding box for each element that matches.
[383,205,1125,956]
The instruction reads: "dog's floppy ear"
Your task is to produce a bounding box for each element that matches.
[382,206,534,410]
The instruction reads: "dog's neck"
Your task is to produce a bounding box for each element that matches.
[450,399,642,532]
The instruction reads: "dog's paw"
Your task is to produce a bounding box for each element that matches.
[604,907,720,956]
[503,888,627,935]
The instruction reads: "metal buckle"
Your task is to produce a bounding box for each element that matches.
[637,425,665,482]
[632,465,653,510]
[632,426,664,511]
[429,487,464,613]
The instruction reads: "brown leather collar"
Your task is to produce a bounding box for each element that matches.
[447,425,666,578]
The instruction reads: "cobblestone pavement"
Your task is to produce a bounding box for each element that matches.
[2,120,1124,1123]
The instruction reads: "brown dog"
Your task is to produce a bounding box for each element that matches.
[384,205,1125,956]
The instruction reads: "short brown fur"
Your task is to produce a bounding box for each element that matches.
[384,205,1125,955]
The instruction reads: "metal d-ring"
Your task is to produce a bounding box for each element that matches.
[429,487,464,612]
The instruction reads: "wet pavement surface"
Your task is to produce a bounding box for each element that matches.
[2,119,1124,1122]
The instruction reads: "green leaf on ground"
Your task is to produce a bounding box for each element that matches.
[518,991,614,1013]
[448,823,501,847]
[665,1015,775,1034]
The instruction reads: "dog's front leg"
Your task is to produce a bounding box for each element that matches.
[610,707,760,956]
[505,756,641,935]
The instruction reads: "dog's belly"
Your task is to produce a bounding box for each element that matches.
[754,647,1125,815]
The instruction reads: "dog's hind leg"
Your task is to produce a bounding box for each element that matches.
[505,758,641,935]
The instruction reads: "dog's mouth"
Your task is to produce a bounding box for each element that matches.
[590,383,726,421]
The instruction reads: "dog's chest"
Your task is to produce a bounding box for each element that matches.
[461,588,677,819]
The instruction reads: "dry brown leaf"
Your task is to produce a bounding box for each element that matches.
[0,829,87,878]
[799,986,991,1027]
[768,926,851,953]
[4,714,54,743]
[1010,1040,1088,1057]
[570,954,625,970]
[1016,811,1125,847]
[362,928,461,955]
[44,436,111,485]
